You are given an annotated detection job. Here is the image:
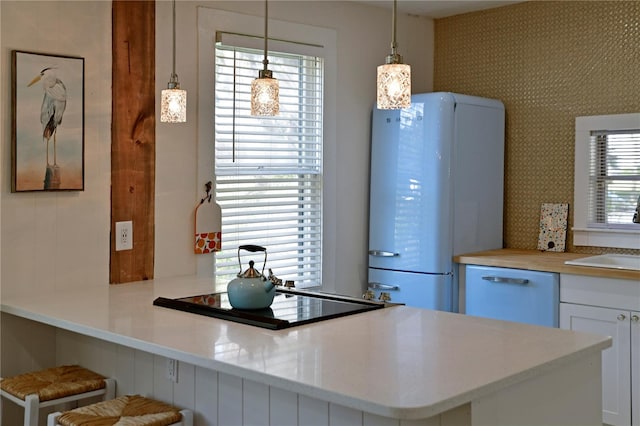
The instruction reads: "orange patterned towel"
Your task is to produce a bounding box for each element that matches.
[195,231,221,254]
[194,182,222,254]
[57,395,182,426]
[0,365,105,402]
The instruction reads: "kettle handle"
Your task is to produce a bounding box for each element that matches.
[239,244,266,253]
[237,245,268,277]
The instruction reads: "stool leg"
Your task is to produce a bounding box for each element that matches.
[103,378,116,400]
[24,394,39,426]
[179,409,194,426]
[47,411,62,426]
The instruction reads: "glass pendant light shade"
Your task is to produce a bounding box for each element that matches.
[251,0,279,116]
[377,62,411,109]
[251,71,279,116]
[376,0,411,110]
[161,0,187,123]
[161,84,187,123]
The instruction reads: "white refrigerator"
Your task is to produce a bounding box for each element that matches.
[367,92,505,312]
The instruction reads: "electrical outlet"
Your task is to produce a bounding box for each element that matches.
[166,358,178,383]
[115,221,133,251]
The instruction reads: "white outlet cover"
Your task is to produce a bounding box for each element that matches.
[115,221,133,251]
[166,358,178,382]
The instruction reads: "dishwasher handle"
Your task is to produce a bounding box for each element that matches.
[481,276,530,285]
[368,282,400,291]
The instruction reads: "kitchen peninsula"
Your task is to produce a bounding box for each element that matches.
[1,276,609,426]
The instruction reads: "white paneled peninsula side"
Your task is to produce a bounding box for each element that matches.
[2,276,609,426]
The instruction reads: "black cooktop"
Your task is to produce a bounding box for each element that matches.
[153,288,385,330]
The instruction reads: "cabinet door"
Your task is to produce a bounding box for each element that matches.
[560,303,631,426]
[632,311,640,426]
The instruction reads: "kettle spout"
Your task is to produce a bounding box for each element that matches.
[264,280,276,292]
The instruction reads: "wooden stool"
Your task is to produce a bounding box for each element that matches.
[0,365,116,426]
[47,395,194,426]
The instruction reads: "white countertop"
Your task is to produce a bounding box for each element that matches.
[0,276,611,420]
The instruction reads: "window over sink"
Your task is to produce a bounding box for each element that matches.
[573,113,640,249]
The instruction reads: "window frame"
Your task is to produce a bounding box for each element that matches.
[196,7,338,284]
[573,113,640,249]
[213,42,324,288]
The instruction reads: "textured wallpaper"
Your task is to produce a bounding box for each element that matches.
[434,0,639,254]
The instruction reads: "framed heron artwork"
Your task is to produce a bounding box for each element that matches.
[11,50,84,192]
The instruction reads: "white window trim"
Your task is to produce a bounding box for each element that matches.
[574,113,640,249]
[196,7,338,285]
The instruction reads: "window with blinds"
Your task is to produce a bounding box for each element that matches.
[588,130,640,227]
[214,41,324,288]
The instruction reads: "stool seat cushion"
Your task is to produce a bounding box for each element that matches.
[0,365,106,402]
[56,395,182,426]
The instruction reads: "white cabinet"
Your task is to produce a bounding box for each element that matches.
[560,273,640,426]
[560,303,634,425]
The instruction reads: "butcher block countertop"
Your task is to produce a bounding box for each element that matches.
[454,248,640,280]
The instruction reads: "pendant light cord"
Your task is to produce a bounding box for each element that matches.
[390,0,397,55]
[384,0,402,64]
[172,0,177,79]
[262,0,269,72]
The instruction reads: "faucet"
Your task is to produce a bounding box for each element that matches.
[634,195,640,224]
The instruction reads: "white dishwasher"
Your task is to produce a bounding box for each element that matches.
[465,265,559,327]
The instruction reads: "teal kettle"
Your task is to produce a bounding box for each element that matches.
[227,245,276,310]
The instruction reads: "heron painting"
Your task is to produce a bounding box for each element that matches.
[11,50,84,192]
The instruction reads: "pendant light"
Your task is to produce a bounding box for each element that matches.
[161,0,187,123]
[376,0,411,110]
[251,0,279,116]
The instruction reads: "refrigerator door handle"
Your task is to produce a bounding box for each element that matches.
[368,282,400,291]
[481,276,530,285]
[368,250,400,257]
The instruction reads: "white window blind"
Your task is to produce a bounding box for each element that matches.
[214,41,324,288]
[588,129,640,227]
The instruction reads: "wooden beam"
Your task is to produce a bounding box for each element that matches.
[110,0,155,283]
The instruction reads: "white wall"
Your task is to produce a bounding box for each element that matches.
[0,1,433,300]
[0,1,112,298]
